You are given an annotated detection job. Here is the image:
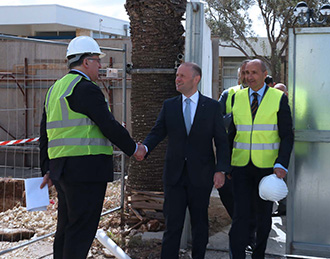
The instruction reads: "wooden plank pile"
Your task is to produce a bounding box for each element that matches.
[125,188,165,230]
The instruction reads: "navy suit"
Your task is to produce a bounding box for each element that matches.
[143,92,230,259]
[228,86,294,258]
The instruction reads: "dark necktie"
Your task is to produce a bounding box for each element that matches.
[251,92,258,120]
[184,98,191,134]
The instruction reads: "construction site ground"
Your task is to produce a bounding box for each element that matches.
[0,181,288,259]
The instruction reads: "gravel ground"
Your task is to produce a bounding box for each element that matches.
[0,181,231,259]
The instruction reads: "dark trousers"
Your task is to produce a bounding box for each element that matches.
[53,177,107,259]
[161,168,213,259]
[229,162,273,259]
[217,176,234,218]
[218,176,257,248]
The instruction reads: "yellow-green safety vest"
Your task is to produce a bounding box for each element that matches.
[45,73,113,159]
[231,87,283,168]
[225,85,242,114]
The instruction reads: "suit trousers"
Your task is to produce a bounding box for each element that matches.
[229,162,273,259]
[217,176,234,218]
[161,166,213,259]
[53,177,107,259]
[218,176,257,248]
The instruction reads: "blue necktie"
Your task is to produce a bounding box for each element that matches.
[184,98,191,134]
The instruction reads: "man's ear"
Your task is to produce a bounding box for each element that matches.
[82,58,88,68]
[194,75,201,85]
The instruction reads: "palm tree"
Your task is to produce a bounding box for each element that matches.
[126,0,186,192]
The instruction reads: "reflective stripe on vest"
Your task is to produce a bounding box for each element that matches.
[231,87,283,168]
[45,74,113,159]
[236,124,278,131]
[233,142,280,150]
[48,138,112,148]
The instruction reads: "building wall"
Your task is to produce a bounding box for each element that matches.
[0,37,132,168]
[0,5,130,39]
[218,55,288,96]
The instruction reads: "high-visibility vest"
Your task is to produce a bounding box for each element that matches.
[225,85,242,114]
[45,73,113,159]
[231,87,283,168]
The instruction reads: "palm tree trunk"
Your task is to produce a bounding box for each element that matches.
[126,0,186,192]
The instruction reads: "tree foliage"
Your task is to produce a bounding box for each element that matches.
[205,0,328,82]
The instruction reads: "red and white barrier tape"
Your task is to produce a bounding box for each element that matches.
[0,137,39,146]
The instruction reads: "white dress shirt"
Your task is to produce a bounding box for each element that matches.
[182,91,199,125]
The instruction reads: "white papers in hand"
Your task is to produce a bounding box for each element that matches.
[24,177,49,211]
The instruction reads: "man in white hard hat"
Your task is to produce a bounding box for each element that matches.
[228,59,294,258]
[39,36,144,258]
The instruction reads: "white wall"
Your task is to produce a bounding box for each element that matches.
[0,5,129,37]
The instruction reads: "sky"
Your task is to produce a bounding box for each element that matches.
[0,0,130,21]
[0,0,266,36]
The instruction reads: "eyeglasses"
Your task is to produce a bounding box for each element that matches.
[86,58,101,64]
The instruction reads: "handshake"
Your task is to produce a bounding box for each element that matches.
[134,142,147,161]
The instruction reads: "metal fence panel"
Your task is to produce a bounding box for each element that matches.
[287,27,330,257]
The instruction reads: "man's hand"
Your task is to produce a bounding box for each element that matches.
[214,172,225,189]
[134,142,147,161]
[40,172,53,189]
[274,167,286,179]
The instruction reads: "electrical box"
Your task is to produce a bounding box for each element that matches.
[106,68,119,78]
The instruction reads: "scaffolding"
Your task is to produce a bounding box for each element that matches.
[0,34,130,257]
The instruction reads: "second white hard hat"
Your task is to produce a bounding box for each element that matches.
[259,174,288,202]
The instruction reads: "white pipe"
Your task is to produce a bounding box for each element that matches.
[95,229,131,259]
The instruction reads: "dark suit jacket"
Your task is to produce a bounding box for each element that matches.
[39,70,136,182]
[228,86,294,169]
[143,92,230,188]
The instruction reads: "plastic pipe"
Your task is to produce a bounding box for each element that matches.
[95,229,131,259]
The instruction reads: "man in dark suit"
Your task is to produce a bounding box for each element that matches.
[39,36,144,259]
[137,62,230,259]
[228,59,294,258]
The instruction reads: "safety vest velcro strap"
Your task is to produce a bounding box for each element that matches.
[47,118,94,129]
[48,138,112,148]
[236,124,278,131]
[233,141,280,150]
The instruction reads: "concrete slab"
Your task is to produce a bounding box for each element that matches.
[207,216,286,257]
[141,231,163,241]
[141,216,287,258]
[207,224,230,251]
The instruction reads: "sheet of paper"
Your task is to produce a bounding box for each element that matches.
[24,177,49,212]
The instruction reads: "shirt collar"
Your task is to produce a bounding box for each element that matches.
[182,91,199,104]
[249,83,267,97]
[70,69,90,81]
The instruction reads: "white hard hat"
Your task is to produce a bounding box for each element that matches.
[259,174,288,202]
[66,36,105,61]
